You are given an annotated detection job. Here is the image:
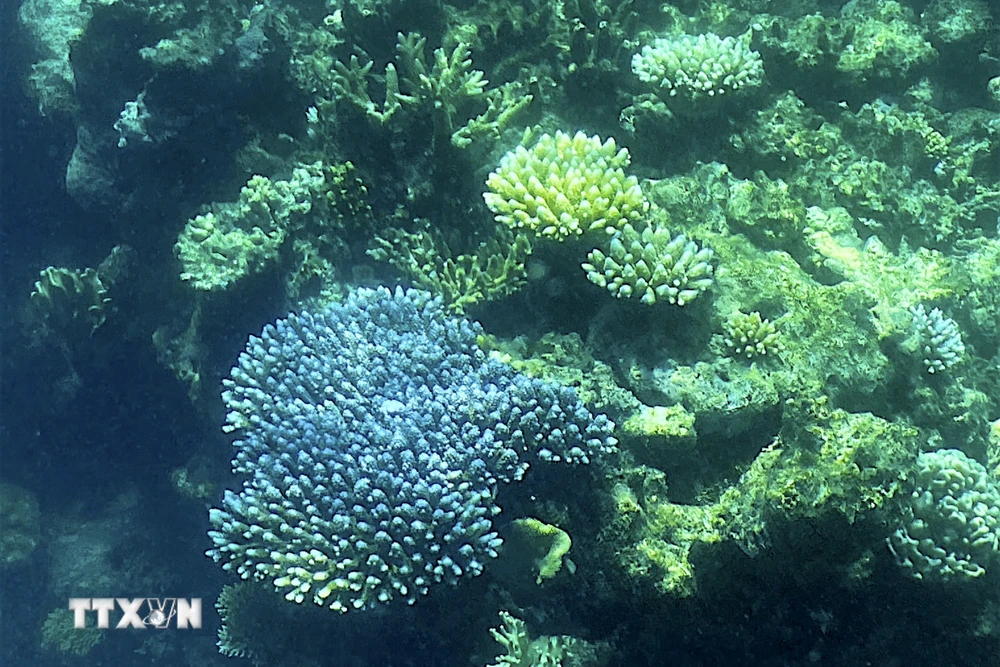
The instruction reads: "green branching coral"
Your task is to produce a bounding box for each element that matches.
[723,311,783,360]
[175,161,370,291]
[367,225,532,312]
[329,32,531,148]
[488,611,610,667]
[484,130,647,242]
[889,449,1000,581]
[395,32,486,133]
[29,266,111,339]
[582,223,714,305]
[331,54,408,126]
[631,31,764,110]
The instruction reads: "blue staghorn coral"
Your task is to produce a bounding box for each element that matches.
[207,286,616,612]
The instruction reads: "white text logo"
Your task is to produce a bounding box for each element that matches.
[68,598,202,629]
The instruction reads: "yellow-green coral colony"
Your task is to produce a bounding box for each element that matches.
[724,311,783,360]
[582,223,715,306]
[483,130,648,241]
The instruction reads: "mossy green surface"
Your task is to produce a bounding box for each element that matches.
[40,608,103,657]
[0,483,40,567]
[605,399,921,596]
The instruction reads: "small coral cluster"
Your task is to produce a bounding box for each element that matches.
[724,311,783,360]
[632,31,764,106]
[208,287,615,612]
[488,611,610,667]
[582,223,714,305]
[29,266,110,338]
[909,304,965,374]
[484,130,647,242]
[889,449,1000,581]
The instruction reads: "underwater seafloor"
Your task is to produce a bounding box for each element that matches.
[3,0,1000,664]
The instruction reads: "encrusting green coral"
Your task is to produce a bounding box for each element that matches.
[602,469,722,598]
[484,130,647,242]
[582,222,714,305]
[755,1,936,84]
[835,0,936,81]
[175,161,370,292]
[509,518,573,585]
[622,404,696,442]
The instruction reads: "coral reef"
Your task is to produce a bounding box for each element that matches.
[11,0,1000,661]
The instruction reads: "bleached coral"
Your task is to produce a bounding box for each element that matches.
[632,31,764,107]
[909,304,965,374]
